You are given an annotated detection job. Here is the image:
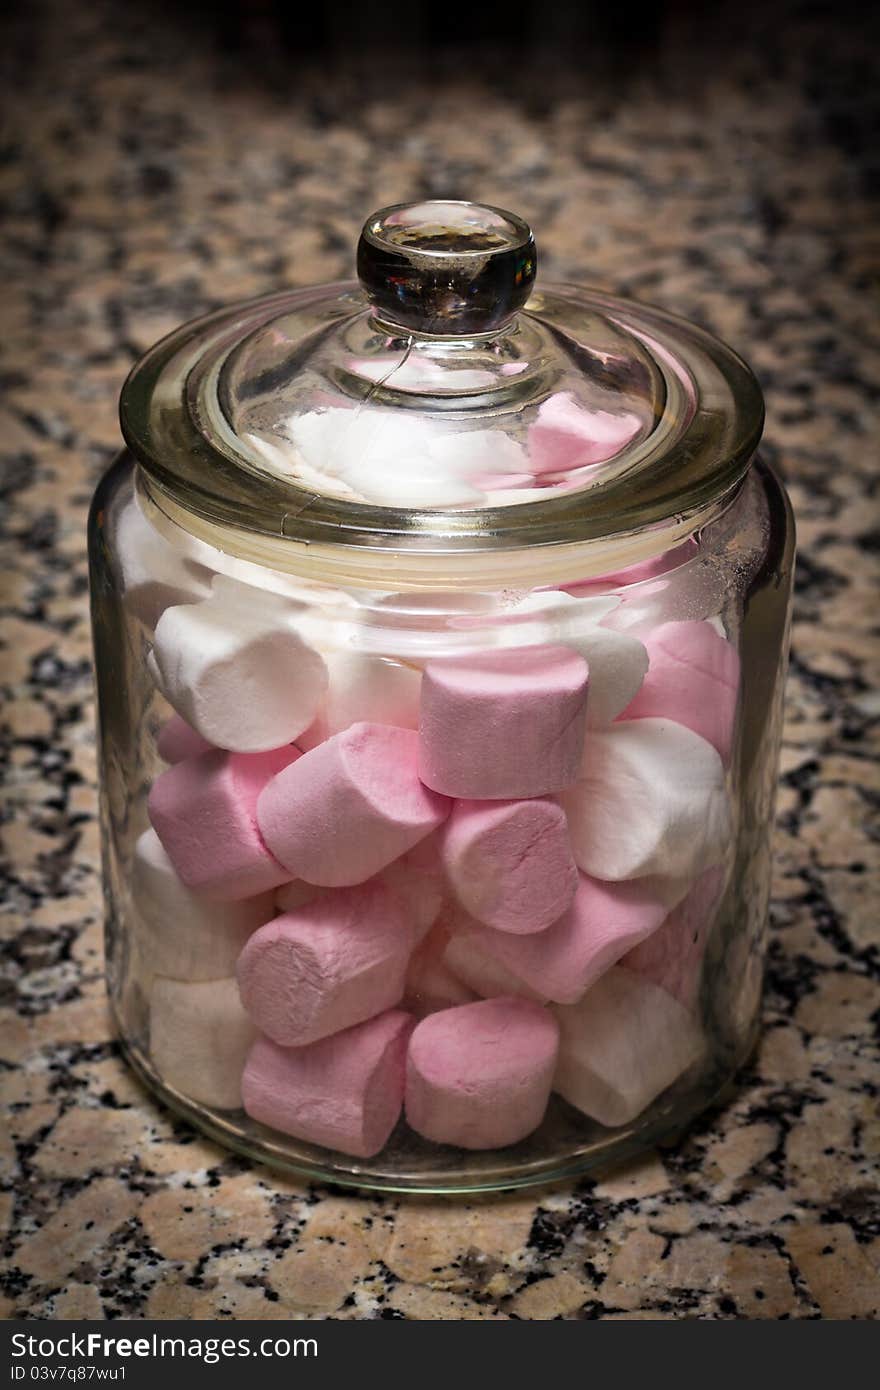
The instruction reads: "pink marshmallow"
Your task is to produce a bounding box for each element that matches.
[156,714,216,764]
[274,838,443,941]
[148,746,297,900]
[528,392,642,475]
[242,1009,414,1158]
[404,924,477,1017]
[618,621,740,760]
[257,723,450,887]
[236,883,411,1047]
[442,930,548,1002]
[405,996,559,1149]
[442,798,578,935]
[419,645,589,799]
[457,874,672,1004]
[562,539,699,595]
[274,880,326,912]
[605,563,726,640]
[623,866,725,1009]
[378,831,447,943]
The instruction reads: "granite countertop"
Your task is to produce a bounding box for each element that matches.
[1,0,878,1321]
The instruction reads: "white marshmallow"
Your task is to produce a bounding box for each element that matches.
[149,576,328,753]
[288,408,484,507]
[553,967,704,1127]
[427,429,528,480]
[574,628,649,727]
[298,651,421,750]
[132,829,273,981]
[559,718,730,881]
[476,486,553,506]
[149,976,255,1110]
[285,408,535,509]
[483,593,647,725]
[348,353,497,392]
[166,510,360,612]
[245,428,362,502]
[490,590,619,648]
[505,589,620,621]
[116,498,211,631]
[345,463,483,509]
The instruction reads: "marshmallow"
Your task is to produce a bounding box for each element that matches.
[623,866,725,1009]
[442,798,578,935]
[553,967,704,1126]
[477,485,553,506]
[419,645,590,799]
[491,597,647,726]
[242,1009,414,1158]
[149,579,328,753]
[345,467,482,509]
[132,829,273,981]
[116,498,211,631]
[236,883,411,1047]
[563,549,692,593]
[427,429,529,486]
[603,564,727,639]
[442,931,547,1002]
[246,425,363,503]
[148,746,297,900]
[298,652,421,751]
[573,629,648,727]
[404,926,478,1016]
[287,408,532,509]
[287,408,484,507]
[405,997,559,1149]
[475,471,535,491]
[374,591,499,623]
[467,589,619,648]
[527,392,641,475]
[378,832,447,943]
[349,353,496,392]
[274,880,327,912]
[178,527,360,610]
[156,714,215,764]
[457,873,674,1005]
[559,718,730,881]
[257,723,451,887]
[618,621,740,760]
[149,976,255,1110]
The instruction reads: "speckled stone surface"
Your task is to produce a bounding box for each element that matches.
[1,0,878,1321]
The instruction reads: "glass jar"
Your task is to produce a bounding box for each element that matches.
[89,201,794,1192]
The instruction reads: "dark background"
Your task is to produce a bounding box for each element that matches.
[4,0,878,120]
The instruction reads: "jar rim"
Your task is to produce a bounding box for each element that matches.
[119,278,764,558]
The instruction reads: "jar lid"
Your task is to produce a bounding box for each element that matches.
[120,200,763,556]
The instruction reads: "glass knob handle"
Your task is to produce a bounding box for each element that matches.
[357,200,537,336]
